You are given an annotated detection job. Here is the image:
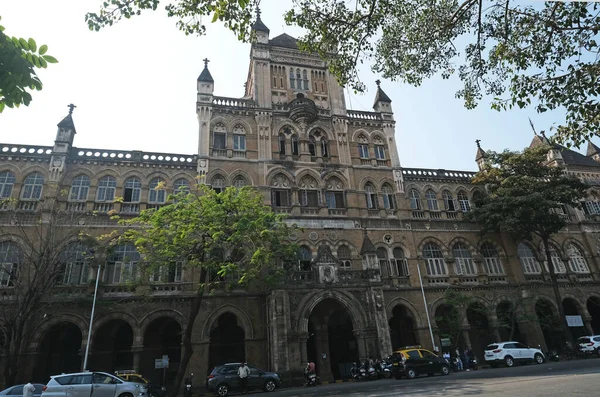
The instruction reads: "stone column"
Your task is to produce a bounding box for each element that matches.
[488,315,502,342]
[132,344,144,372]
[582,315,594,336]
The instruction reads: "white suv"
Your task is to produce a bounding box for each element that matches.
[42,371,147,397]
[484,342,545,367]
[577,335,600,355]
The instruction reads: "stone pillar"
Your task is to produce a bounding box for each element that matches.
[582,315,594,336]
[488,315,502,342]
[370,288,392,356]
[132,344,144,372]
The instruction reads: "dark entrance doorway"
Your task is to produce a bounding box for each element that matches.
[535,299,564,351]
[496,301,523,342]
[587,297,600,334]
[435,304,463,349]
[307,298,359,381]
[388,305,418,350]
[91,319,134,371]
[208,313,245,369]
[466,303,491,361]
[34,322,82,381]
[142,317,182,386]
[563,298,585,339]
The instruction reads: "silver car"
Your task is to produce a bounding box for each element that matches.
[42,372,147,397]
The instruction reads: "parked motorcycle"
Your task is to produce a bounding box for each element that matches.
[469,357,478,370]
[547,350,560,362]
[305,372,318,387]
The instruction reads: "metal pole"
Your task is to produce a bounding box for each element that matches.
[416,261,436,350]
[83,264,101,371]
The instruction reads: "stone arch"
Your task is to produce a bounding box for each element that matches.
[201,304,254,341]
[146,170,171,183]
[562,238,590,257]
[403,183,422,195]
[391,243,411,259]
[0,233,28,249]
[532,294,560,313]
[206,169,229,185]
[332,240,358,258]
[0,163,22,178]
[323,173,347,190]
[30,314,88,350]
[436,184,454,194]
[139,309,186,337]
[296,290,368,334]
[454,184,470,194]
[417,237,449,257]
[170,173,195,190]
[92,170,120,186]
[586,294,600,334]
[273,121,300,137]
[266,168,294,187]
[229,118,254,135]
[385,297,423,328]
[350,128,370,143]
[91,312,140,342]
[227,169,254,187]
[448,236,479,254]
[477,239,508,258]
[295,168,322,186]
[536,238,563,256]
[65,168,95,184]
[306,126,331,141]
[378,177,397,192]
[20,165,49,181]
[358,176,379,191]
[210,116,230,131]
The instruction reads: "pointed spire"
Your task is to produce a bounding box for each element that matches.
[251,5,270,33]
[360,229,377,255]
[475,139,485,161]
[197,58,214,82]
[373,79,392,109]
[586,141,600,157]
[57,103,76,132]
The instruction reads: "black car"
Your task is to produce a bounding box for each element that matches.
[391,348,450,379]
[0,384,44,397]
[206,363,281,396]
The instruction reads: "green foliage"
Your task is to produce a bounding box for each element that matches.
[466,144,588,241]
[0,16,58,113]
[117,185,297,291]
[435,290,474,343]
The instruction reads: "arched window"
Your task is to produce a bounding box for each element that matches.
[173,178,190,194]
[365,183,378,209]
[374,142,386,160]
[422,242,447,276]
[382,184,396,210]
[212,122,227,152]
[123,177,142,203]
[149,178,166,204]
[392,247,409,277]
[289,69,295,89]
[21,172,44,200]
[409,189,421,210]
[96,176,117,202]
[457,191,471,211]
[270,174,291,208]
[325,177,345,209]
[233,124,246,151]
[442,190,456,211]
[321,139,329,158]
[299,175,320,208]
[0,241,21,287]
[278,134,286,155]
[545,244,566,274]
[452,242,476,275]
[377,248,388,274]
[69,175,90,202]
[567,244,590,273]
[358,135,369,158]
[211,176,226,194]
[338,245,351,268]
[481,243,504,275]
[472,191,484,207]
[517,243,541,274]
[308,136,316,157]
[425,190,439,211]
[302,70,309,90]
[296,69,302,90]
[232,176,248,189]
[107,244,140,284]
[0,171,16,199]
[298,245,312,271]
[60,242,91,285]
[291,135,299,156]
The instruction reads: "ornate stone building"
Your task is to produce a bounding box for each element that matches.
[2,15,600,386]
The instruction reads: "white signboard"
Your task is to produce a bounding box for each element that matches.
[155,355,169,369]
[565,315,584,327]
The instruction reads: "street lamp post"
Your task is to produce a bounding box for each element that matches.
[416,260,436,351]
[82,264,101,371]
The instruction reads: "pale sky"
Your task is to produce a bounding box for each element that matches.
[0,0,588,171]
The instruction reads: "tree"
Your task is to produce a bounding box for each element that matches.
[111,185,296,397]
[465,144,588,346]
[0,197,96,387]
[0,16,58,113]
[87,1,599,147]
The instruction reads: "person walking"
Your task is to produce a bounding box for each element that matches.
[463,347,471,371]
[238,362,250,395]
[23,383,36,397]
[454,347,463,371]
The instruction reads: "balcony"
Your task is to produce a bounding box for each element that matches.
[376,159,388,167]
[232,150,246,158]
[328,209,347,216]
[300,207,320,215]
[93,203,114,213]
[151,282,193,295]
[66,202,87,212]
[212,148,227,157]
[121,203,140,214]
[17,201,38,211]
[412,211,425,219]
[427,277,450,285]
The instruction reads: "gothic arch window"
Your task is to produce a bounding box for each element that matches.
[212,122,227,152]
[123,177,142,203]
[425,189,439,211]
[0,241,22,287]
[373,136,386,160]
[289,69,295,89]
[21,172,44,200]
[338,244,351,268]
[0,171,16,199]
[211,176,226,193]
[96,176,117,202]
[452,242,476,275]
[325,177,345,209]
[291,135,299,156]
[308,136,316,157]
[298,245,312,271]
[376,247,388,273]
[69,175,90,202]
[472,190,484,206]
[302,70,309,90]
[408,189,422,210]
[544,244,566,274]
[481,243,504,275]
[442,190,456,211]
[174,178,190,194]
[299,175,320,208]
[278,134,286,155]
[60,242,91,285]
[321,139,329,158]
[365,183,378,209]
[457,191,471,212]
[517,243,541,274]
[567,244,590,273]
[232,124,246,152]
[106,244,140,284]
[296,68,302,90]
[422,242,447,276]
[149,178,167,204]
[270,174,291,208]
[357,135,369,158]
[382,183,396,210]
[393,247,409,277]
[232,176,248,189]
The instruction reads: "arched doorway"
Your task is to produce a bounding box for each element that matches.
[466,303,491,361]
[91,319,134,371]
[535,299,564,351]
[142,317,182,386]
[587,297,600,334]
[208,313,245,369]
[563,298,585,339]
[435,304,463,350]
[307,298,359,381]
[388,305,418,350]
[496,301,522,342]
[34,322,82,381]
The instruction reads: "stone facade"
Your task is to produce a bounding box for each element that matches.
[2,16,600,387]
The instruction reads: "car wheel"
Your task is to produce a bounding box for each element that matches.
[406,368,417,379]
[534,353,544,364]
[504,356,514,367]
[217,384,229,397]
[264,380,276,392]
[441,365,450,376]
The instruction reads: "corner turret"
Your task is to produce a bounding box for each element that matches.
[373,80,393,116]
[49,104,77,181]
[251,7,270,44]
[587,141,600,164]
[475,139,485,170]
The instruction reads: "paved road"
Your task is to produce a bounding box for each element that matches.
[263,358,600,397]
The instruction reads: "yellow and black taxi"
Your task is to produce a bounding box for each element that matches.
[390,346,450,379]
[115,371,167,397]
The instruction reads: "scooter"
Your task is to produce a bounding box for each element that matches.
[305,372,318,387]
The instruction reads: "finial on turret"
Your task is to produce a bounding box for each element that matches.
[475,139,481,149]
[375,79,381,87]
[528,117,538,136]
[203,58,210,68]
[68,103,76,115]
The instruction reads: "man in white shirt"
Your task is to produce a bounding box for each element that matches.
[23,383,36,397]
[237,362,250,395]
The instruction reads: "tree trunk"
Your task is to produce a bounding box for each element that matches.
[541,237,572,347]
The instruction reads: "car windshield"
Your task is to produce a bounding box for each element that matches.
[486,344,499,350]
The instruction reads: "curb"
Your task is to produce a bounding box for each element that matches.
[321,378,356,385]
